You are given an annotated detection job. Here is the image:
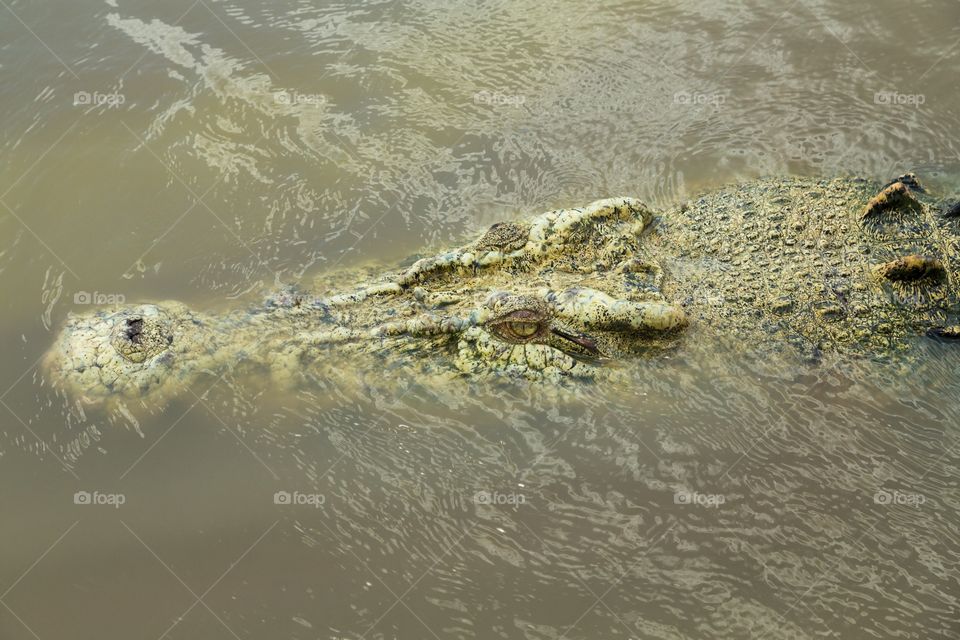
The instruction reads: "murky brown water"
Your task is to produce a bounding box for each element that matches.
[3,0,960,638]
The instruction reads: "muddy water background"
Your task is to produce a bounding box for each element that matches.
[2,0,960,638]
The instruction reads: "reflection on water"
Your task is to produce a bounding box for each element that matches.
[2,0,959,638]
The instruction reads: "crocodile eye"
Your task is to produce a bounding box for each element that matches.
[507,321,539,338]
[491,318,546,343]
[488,308,550,344]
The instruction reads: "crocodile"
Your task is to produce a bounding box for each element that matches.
[45,173,960,405]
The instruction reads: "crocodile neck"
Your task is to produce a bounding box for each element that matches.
[655,176,957,354]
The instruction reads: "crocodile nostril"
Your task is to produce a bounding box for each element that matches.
[125,318,144,344]
[110,313,173,364]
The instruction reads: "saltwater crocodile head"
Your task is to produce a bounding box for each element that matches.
[384,197,689,380]
[46,198,688,404]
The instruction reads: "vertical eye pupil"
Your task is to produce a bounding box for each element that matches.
[509,321,539,338]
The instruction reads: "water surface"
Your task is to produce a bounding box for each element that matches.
[2,0,959,638]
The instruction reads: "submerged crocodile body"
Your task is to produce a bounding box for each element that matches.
[46,173,960,404]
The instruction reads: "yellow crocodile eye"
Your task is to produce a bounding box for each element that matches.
[508,321,539,338]
[486,299,551,344]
